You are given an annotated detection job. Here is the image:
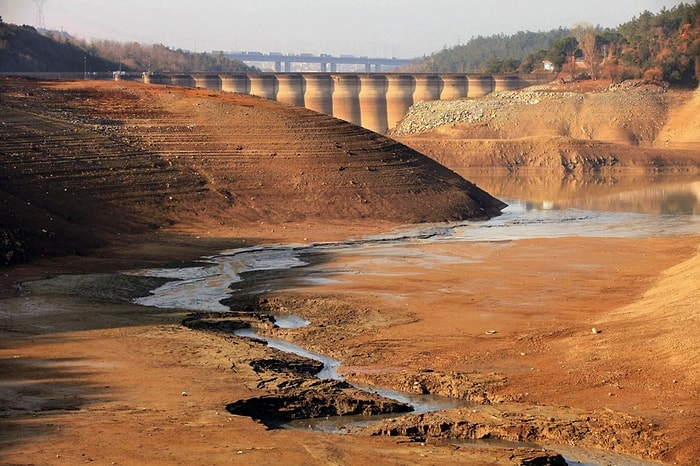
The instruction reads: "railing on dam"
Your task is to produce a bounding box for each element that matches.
[143,72,546,134]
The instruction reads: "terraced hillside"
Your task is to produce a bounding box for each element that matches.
[0,78,505,263]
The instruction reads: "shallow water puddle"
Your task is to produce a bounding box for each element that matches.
[132,246,308,311]
[448,200,700,241]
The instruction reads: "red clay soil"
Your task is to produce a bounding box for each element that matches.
[1,78,699,465]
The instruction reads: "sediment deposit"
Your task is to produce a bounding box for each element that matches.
[1,77,699,465]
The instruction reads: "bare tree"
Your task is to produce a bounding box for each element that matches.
[571,23,601,80]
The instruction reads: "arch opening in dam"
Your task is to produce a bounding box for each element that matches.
[144,72,547,134]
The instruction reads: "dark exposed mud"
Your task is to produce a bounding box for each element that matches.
[344,368,508,404]
[363,404,667,461]
[226,379,412,429]
[182,313,412,429]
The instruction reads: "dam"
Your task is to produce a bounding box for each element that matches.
[143,72,545,133]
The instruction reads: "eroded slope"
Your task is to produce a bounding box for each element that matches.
[0,78,505,262]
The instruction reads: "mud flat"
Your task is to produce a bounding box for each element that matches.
[3,223,697,465]
[7,187,697,464]
[122,189,698,464]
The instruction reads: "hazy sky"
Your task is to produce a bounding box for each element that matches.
[2,0,689,57]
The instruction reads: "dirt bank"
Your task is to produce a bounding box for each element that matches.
[393,81,700,174]
[0,77,503,266]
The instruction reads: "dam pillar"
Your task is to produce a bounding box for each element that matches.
[275,74,305,107]
[169,74,195,87]
[439,74,468,100]
[493,74,526,92]
[248,73,277,100]
[359,74,389,134]
[302,74,333,115]
[413,75,441,102]
[220,74,250,94]
[386,75,415,130]
[143,73,169,85]
[467,74,495,97]
[331,74,361,126]
[192,74,221,90]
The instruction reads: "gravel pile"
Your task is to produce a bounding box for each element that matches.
[391,88,580,136]
[390,81,667,137]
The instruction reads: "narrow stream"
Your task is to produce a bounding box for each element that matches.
[233,327,343,381]
[232,325,470,425]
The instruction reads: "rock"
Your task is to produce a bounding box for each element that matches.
[226,379,412,428]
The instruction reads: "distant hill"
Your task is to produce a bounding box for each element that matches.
[0,22,118,72]
[404,2,700,86]
[0,20,255,74]
[403,29,571,74]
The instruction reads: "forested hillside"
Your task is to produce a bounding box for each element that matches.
[0,20,254,74]
[617,3,700,84]
[406,29,571,74]
[0,22,118,72]
[405,2,700,86]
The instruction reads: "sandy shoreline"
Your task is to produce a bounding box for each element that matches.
[1,226,698,465]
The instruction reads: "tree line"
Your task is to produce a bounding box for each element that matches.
[2,3,698,85]
[404,2,700,86]
[0,19,254,74]
[72,36,254,74]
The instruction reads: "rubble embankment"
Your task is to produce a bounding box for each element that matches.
[392,81,700,173]
[391,81,667,141]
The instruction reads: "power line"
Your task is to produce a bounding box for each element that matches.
[33,0,48,29]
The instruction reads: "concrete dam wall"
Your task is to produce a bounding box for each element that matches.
[144,72,539,134]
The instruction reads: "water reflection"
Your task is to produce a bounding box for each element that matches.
[459,171,700,215]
